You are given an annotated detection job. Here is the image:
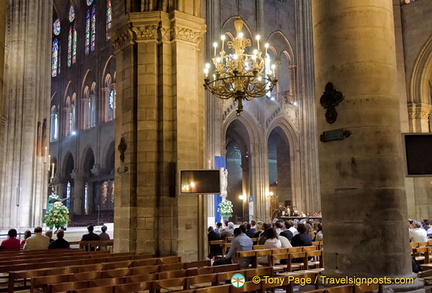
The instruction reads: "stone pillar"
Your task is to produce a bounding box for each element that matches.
[111,1,205,260]
[295,0,320,214]
[70,171,85,216]
[0,0,52,229]
[312,0,413,280]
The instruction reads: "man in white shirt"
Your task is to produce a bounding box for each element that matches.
[409,220,428,243]
[24,227,50,250]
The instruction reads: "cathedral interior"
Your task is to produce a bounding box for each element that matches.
[0,0,432,283]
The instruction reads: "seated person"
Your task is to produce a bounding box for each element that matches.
[49,229,70,249]
[20,230,31,249]
[213,227,253,268]
[81,225,100,251]
[291,223,312,247]
[0,229,21,250]
[99,225,110,240]
[258,228,281,265]
[24,227,50,250]
[208,226,222,258]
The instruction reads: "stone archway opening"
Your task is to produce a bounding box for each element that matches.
[268,126,292,219]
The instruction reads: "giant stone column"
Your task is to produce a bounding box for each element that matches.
[0,0,51,229]
[312,1,414,280]
[110,1,206,260]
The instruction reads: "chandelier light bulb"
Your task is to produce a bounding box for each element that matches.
[221,35,226,50]
[238,32,244,38]
[255,35,261,50]
[264,43,269,55]
[213,42,218,56]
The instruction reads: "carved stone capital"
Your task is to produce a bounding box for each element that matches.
[407,103,431,120]
[132,24,158,41]
[170,11,206,45]
[172,26,203,44]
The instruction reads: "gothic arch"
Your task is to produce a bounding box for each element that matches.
[267,30,294,63]
[62,151,75,179]
[81,146,95,176]
[101,139,115,174]
[266,117,302,213]
[102,55,116,84]
[409,35,432,104]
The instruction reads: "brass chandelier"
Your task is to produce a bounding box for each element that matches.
[203,19,278,115]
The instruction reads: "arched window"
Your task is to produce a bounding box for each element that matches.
[51,18,60,77]
[70,94,76,134]
[66,181,71,209]
[108,87,116,121]
[52,39,59,77]
[91,5,96,51]
[84,182,88,215]
[106,0,112,40]
[83,86,96,129]
[68,5,77,67]
[65,96,76,136]
[85,1,96,54]
[105,74,116,121]
[85,10,91,55]
[50,106,59,142]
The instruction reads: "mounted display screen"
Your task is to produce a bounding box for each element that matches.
[180,169,221,194]
[403,134,432,176]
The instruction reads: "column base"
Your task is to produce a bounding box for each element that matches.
[381,278,425,293]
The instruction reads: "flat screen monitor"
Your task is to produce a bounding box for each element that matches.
[403,133,432,176]
[180,169,221,194]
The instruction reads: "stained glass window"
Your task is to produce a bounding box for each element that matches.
[91,5,96,51]
[66,181,71,209]
[84,183,88,214]
[69,6,75,22]
[68,6,77,67]
[53,19,60,35]
[72,24,77,64]
[50,106,58,142]
[108,88,116,120]
[85,10,90,55]
[68,27,72,67]
[86,0,94,5]
[52,38,59,77]
[106,0,112,40]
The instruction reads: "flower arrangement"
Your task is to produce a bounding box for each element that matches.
[217,199,233,217]
[43,201,70,231]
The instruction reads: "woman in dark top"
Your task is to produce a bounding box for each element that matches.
[291,223,312,247]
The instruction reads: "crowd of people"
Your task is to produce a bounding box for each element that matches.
[208,218,323,267]
[208,217,432,268]
[0,224,110,251]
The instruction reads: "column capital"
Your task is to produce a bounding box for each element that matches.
[408,102,431,120]
[170,11,206,46]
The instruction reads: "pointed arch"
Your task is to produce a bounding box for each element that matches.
[410,35,432,105]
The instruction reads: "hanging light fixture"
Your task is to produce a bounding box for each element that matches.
[203,19,278,115]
